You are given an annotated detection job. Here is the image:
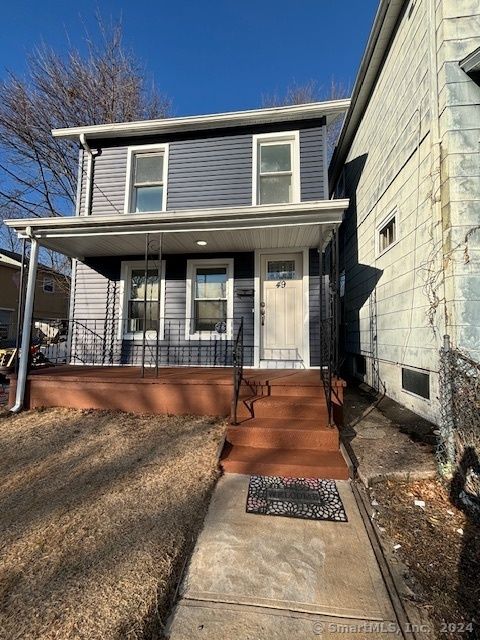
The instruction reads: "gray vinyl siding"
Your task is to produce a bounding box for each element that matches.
[81,124,327,216]
[166,135,252,209]
[300,127,326,201]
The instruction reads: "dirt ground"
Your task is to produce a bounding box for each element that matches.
[371,478,480,639]
[0,407,226,640]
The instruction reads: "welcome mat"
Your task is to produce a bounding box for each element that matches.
[246,476,348,522]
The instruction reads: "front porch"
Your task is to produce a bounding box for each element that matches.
[8,365,349,479]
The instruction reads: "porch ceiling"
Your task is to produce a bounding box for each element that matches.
[5,200,348,258]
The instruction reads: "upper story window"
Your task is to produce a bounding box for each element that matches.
[125,145,168,213]
[253,132,300,206]
[377,210,398,255]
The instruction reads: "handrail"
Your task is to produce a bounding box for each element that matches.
[230,317,244,425]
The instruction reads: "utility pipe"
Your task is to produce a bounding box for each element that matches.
[79,133,94,217]
[10,233,39,413]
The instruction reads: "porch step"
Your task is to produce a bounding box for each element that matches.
[238,395,328,420]
[242,382,325,398]
[220,446,349,480]
[227,418,339,450]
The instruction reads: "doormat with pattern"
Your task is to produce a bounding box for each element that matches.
[246,475,348,522]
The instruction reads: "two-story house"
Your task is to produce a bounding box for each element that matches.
[6,101,351,479]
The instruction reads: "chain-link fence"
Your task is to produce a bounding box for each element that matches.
[438,335,480,513]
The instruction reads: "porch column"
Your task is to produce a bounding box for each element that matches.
[11,236,39,412]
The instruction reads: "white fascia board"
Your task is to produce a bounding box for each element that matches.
[5,199,349,236]
[51,100,351,141]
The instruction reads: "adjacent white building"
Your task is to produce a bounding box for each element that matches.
[330,0,480,423]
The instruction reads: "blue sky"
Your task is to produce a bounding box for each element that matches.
[1,0,379,116]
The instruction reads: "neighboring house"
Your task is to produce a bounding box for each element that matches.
[0,249,70,341]
[330,0,480,423]
[6,102,349,371]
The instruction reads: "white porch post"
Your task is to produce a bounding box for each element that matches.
[11,237,39,412]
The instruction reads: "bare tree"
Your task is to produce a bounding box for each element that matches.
[0,18,170,270]
[262,79,350,161]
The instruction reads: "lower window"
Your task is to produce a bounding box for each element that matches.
[186,259,233,338]
[121,261,165,338]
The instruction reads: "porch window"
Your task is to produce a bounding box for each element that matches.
[125,145,168,213]
[186,259,234,339]
[120,260,165,339]
[253,132,299,205]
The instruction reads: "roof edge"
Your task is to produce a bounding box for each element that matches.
[329,0,406,190]
[51,100,351,141]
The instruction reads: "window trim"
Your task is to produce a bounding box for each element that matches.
[119,259,166,340]
[124,144,169,214]
[42,275,55,294]
[252,131,300,206]
[185,258,234,340]
[376,208,399,257]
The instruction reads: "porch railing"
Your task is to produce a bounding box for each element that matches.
[0,316,253,376]
[230,317,244,425]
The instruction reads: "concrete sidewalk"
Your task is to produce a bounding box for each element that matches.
[166,475,400,639]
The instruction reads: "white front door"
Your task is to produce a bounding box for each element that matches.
[260,253,304,364]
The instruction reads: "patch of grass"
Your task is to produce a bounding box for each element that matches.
[0,407,225,639]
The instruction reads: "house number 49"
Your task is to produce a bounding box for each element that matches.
[276,280,286,288]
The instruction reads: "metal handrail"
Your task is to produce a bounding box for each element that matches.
[230,317,244,425]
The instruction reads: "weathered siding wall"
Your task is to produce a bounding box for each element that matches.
[339,0,442,422]
[79,124,327,216]
[437,0,480,360]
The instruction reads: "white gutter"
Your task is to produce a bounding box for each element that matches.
[10,232,39,413]
[52,99,351,141]
[79,134,94,216]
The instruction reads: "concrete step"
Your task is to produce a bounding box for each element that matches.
[227,418,338,449]
[238,395,328,420]
[220,445,350,480]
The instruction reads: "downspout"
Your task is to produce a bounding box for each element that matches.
[79,133,94,216]
[10,230,39,413]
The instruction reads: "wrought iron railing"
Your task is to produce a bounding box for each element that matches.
[0,316,253,377]
[319,229,340,426]
[230,317,244,425]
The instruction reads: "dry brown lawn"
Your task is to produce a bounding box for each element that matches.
[0,407,225,640]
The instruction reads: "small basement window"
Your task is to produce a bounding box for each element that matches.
[402,367,430,400]
[378,214,397,253]
[43,276,55,293]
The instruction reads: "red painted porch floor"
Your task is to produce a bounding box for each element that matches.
[12,366,349,479]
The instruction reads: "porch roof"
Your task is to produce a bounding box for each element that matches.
[5,199,348,258]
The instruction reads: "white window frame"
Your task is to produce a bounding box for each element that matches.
[376,209,399,257]
[252,131,301,206]
[119,259,166,340]
[124,144,169,214]
[185,258,234,340]
[42,275,55,294]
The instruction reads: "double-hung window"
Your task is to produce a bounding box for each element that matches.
[377,210,398,255]
[186,259,233,339]
[125,145,168,213]
[121,261,165,338]
[253,132,299,205]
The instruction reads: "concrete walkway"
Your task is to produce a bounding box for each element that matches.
[166,475,401,639]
